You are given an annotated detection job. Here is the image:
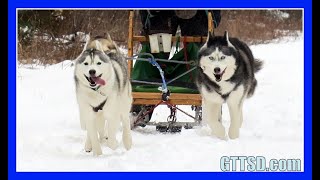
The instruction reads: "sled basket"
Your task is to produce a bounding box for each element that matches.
[127,10,214,130]
[127,10,214,106]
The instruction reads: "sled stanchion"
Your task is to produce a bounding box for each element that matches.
[128,10,134,77]
[208,12,214,34]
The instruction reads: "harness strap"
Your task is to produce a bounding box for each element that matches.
[215,88,231,100]
[92,98,108,112]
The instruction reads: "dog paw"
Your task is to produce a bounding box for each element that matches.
[107,139,119,150]
[85,142,92,152]
[93,148,103,156]
[228,126,240,139]
[212,125,226,140]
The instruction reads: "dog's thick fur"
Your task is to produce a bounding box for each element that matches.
[74,34,132,155]
[196,31,262,139]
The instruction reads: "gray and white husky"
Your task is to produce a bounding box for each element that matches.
[196,31,263,139]
[74,34,132,155]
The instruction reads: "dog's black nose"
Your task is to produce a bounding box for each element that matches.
[89,69,96,75]
[214,67,221,73]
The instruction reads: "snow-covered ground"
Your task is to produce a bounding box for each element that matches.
[16,35,304,172]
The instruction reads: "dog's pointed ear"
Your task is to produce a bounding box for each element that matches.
[106,32,121,53]
[209,30,215,38]
[200,31,215,51]
[224,31,235,48]
[206,30,215,44]
[223,30,228,40]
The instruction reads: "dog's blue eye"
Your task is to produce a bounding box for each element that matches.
[220,56,225,60]
[84,62,88,65]
[97,62,101,65]
[209,56,214,60]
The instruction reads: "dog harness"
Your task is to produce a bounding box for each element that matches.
[89,85,108,112]
[92,98,108,112]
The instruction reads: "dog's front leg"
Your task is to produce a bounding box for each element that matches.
[227,101,242,139]
[77,100,94,152]
[77,99,87,131]
[121,114,132,150]
[227,86,245,139]
[104,111,120,150]
[84,111,102,155]
[203,99,226,139]
[95,112,106,142]
[239,101,244,128]
[85,131,92,152]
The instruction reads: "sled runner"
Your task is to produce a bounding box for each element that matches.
[127,10,215,132]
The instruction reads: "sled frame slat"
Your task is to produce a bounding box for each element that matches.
[132,92,202,105]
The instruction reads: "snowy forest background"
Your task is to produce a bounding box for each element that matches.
[18,10,302,64]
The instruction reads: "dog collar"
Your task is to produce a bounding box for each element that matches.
[91,85,101,91]
[90,85,106,96]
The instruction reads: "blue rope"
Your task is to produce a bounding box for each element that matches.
[132,53,169,93]
[147,57,168,93]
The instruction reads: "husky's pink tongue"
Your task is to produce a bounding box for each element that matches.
[91,77,106,85]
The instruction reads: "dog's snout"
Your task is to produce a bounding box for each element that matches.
[214,67,221,74]
[89,69,96,76]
